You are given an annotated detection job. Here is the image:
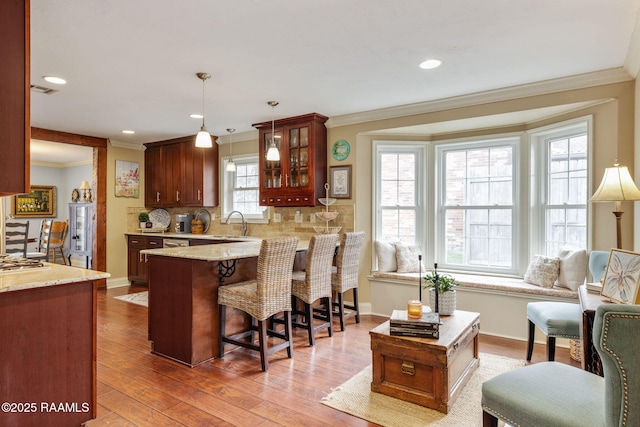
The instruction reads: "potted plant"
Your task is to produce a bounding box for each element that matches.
[138,212,150,229]
[423,270,459,315]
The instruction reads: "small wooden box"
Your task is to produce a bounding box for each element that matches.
[370,310,480,413]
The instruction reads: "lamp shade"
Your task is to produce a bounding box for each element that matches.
[266,143,280,161]
[79,180,91,190]
[590,164,640,202]
[195,127,212,148]
[226,159,236,172]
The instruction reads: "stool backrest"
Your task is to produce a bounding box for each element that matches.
[334,231,365,292]
[593,304,640,426]
[304,234,338,300]
[256,237,299,309]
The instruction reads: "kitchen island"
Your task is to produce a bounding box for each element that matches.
[141,240,310,367]
[0,263,110,427]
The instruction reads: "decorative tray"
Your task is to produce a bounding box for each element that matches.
[148,208,171,230]
[195,209,211,233]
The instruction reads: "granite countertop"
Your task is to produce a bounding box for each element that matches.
[0,263,110,293]
[126,231,261,242]
[141,239,311,262]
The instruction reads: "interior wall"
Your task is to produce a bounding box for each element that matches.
[106,143,145,282]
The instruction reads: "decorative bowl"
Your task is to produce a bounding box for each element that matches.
[313,226,342,234]
[315,211,339,221]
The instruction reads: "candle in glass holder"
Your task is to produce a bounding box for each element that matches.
[407,300,423,318]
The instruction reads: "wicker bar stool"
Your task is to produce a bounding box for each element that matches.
[331,231,365,331]
[217,237,298,371]
[291,233,338,346]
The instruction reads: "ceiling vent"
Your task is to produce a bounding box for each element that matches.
[30,84,58,95]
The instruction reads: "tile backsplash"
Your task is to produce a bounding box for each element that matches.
[127,204,355,238]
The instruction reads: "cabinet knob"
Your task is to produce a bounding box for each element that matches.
[198,189,201,201]
[156,192,160,202]
[176,191,180,201]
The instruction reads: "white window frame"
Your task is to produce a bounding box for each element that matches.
[528,116,592,257]
[435,135,521,275]
[372,141,429,266]
[221,154,268,223]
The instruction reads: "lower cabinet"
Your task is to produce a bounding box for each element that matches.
[127,235,163,286]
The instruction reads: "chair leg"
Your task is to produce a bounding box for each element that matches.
[526,319,535,361]
[547,336,556,361]
[257,320,268,372]
[324,296,333,337]
[218,304,226,358]
[482,410,499,427]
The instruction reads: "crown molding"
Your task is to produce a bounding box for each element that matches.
[216,130,258,145]
[326,68,632,129]
[108,138,145,150]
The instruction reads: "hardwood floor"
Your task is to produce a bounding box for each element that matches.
[87,286,579,426]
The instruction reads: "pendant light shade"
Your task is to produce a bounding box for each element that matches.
[266,101,280,161]
[226,128,236,172]
[194,72,212,148]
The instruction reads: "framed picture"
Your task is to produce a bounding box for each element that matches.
[115,160,140,198]
[330,165,351,199]
[601,249,640,304]
[11,185,57,218]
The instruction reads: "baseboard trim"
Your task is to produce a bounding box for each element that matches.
[107,277,130,289]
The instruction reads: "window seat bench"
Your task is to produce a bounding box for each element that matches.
[368,271,579,342]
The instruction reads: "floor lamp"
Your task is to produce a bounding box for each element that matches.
[589,162,640,249]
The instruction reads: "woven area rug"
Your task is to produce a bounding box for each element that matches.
[113,291,148,307]
[321,352,523,427]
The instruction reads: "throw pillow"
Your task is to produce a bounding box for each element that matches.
[556,248,588,290]
[375,240,397,272]
[395,244,425,273]
[524,255,560,288]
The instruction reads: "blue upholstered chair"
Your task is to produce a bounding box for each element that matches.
[482,304,640,427]
[526,250,609,361]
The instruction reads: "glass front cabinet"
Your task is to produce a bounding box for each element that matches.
[253,113,328,206]
[69,203,93,268]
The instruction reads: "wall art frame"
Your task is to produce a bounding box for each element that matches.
[601,248,640,304]
[11,185,57,218]
[330,165,352,199]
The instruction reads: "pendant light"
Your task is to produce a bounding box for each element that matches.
[266,101,280,161]
[194,72,212,148]
[226,128,236,172]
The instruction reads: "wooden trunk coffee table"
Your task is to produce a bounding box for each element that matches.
[370,309,480,413]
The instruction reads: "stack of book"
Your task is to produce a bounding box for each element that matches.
[389,309,441,338]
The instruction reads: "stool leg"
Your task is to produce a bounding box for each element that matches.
[284,310,293,358]
[482,410,499,427]
[337,292,345,331]
[218,305,226,358]
[547,336,556,361]
[325,296,333,337]
[257,320,268,371]
[352,288,360,324]
[527,320,535,361]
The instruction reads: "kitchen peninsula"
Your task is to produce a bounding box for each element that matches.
[141,239,310,367]
[0,263,110,427]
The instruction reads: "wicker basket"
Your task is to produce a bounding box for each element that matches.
[569,339,582,362]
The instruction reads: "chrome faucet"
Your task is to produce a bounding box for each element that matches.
[225,210,247,236]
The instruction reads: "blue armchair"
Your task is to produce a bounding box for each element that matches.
[482,303,640,427]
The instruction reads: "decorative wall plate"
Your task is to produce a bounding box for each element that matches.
[149,208,171,230]
[195,209,211,233]
[331,139,350,161]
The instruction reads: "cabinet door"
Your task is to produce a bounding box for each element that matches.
[285,124,311,191]
[0,0,30,196]
[69,204,92,257]
[145,146,163,207]
[260,127,284,194]
[163,144,182,205]
[127,236,145,283]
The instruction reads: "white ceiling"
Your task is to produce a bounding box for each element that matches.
[29,0,640,159]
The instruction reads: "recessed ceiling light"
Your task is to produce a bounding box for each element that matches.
[122,130,135,134]
[43,76,67,84]
[419,59,442,70]
[190,113,203,119]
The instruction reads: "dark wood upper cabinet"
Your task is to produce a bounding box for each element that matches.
[253,113,328,206]
[0,0,30,196]
[144,135,218,208]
